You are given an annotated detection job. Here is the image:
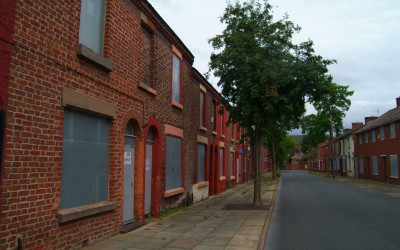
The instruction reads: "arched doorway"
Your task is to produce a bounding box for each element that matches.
[124,121,137,224]
[145,129,153,215]
[143,119,161,218]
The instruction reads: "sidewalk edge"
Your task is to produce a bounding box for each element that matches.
[257,181,280,250]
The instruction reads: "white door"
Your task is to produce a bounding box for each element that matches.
[124,136,135,224]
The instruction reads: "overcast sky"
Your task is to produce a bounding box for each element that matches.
[147,0,400,133]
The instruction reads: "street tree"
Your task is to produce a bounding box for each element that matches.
[209,0,335,206]
[312,82,353,177]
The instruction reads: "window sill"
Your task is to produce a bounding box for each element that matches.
[196,181,209,188]
[230,176,236,181]
[164,187,185,198]
[57,201,116,224]
[77,44,114,72]
[219,176,226,181]
[138,81,157,96]
[199,126,207,132]
[171,101,183,110]
[212,131,217,136]
[221,134,225,139]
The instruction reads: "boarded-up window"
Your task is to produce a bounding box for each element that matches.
[198,144,206,182]
[166,136,181,190]
[79,0,105,54]
[60,109,109,209]
[219,148,224,177]
[390,155,398,178]
[372,155,378,175]
[172,55,181,103]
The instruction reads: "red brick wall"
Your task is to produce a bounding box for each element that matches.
[0,0,200,249]
[355,121,400,184]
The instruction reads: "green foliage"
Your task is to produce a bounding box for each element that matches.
[263,133,297,167]
[209,0,335,141]
[312,82,353,135]
[301,83,353,154]
[301,114,330,153]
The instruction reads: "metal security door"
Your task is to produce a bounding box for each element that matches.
[145,131,153,215]
[124,136,135,224]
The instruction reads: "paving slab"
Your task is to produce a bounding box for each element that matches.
[85,174,279,250]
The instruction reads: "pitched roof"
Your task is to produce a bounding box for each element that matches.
[334,125,363,141]
[356,106,400,134]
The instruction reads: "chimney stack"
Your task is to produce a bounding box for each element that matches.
[343,128,352,134]
[352,122,363,130]
[365,116,378,124]
[397,97,400,108]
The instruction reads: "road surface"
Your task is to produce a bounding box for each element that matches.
[266,171,400,250]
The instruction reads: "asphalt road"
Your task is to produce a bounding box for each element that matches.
[265,171,400,250]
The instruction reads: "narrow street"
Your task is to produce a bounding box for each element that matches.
[266,171,400,250]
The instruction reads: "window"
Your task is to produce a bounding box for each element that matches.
[60,109,109,209]
[197,144,206,182]
[359,156,364,174]
[213,101,217,132]
[372,155,378,175]
[79,0,105,54]
[359,135,362,145]
[199,91,205,127]
[172,54,181,103]
[390,155,398,178]
[166,136,182,190]
[380,126,385,140]
[372,130,376,142]
[220,112,225,136]
[390,123,396,138]
[219,148,224,177]
[365,133,368,143]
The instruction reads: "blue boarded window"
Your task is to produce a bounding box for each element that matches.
[197,144,206,182]
[380,126,385,140]
[372,155,378,175]
[390,123,396,139]
[60,109,109,209]
[219,148,224,177]
[372,130,376,142]
[79,0,105,54]
[166,136,181,190]
[172,55,181,103]
[390,155,399,178]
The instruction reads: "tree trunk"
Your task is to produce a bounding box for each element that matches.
[253,135,262,207]
[327,112,335,178]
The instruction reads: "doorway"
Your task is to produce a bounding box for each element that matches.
[124,122,136,224]
[145,130,153,215]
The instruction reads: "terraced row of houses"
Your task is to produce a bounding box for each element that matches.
[0,0,270,249]
[309,97,400,184]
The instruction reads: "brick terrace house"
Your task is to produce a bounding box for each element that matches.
[354,97,400,184]
[308,140,328,172]
[333,123,363,177]
[0,0,263,249]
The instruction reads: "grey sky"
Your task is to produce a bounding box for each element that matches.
[147,0,400,132]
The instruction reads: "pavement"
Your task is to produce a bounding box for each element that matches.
[308,170,400,199]
[86,174,279,250]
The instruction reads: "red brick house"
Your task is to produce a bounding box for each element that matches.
[354,97,400,184]
[0,0,261,249]
[308,140,328,172]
